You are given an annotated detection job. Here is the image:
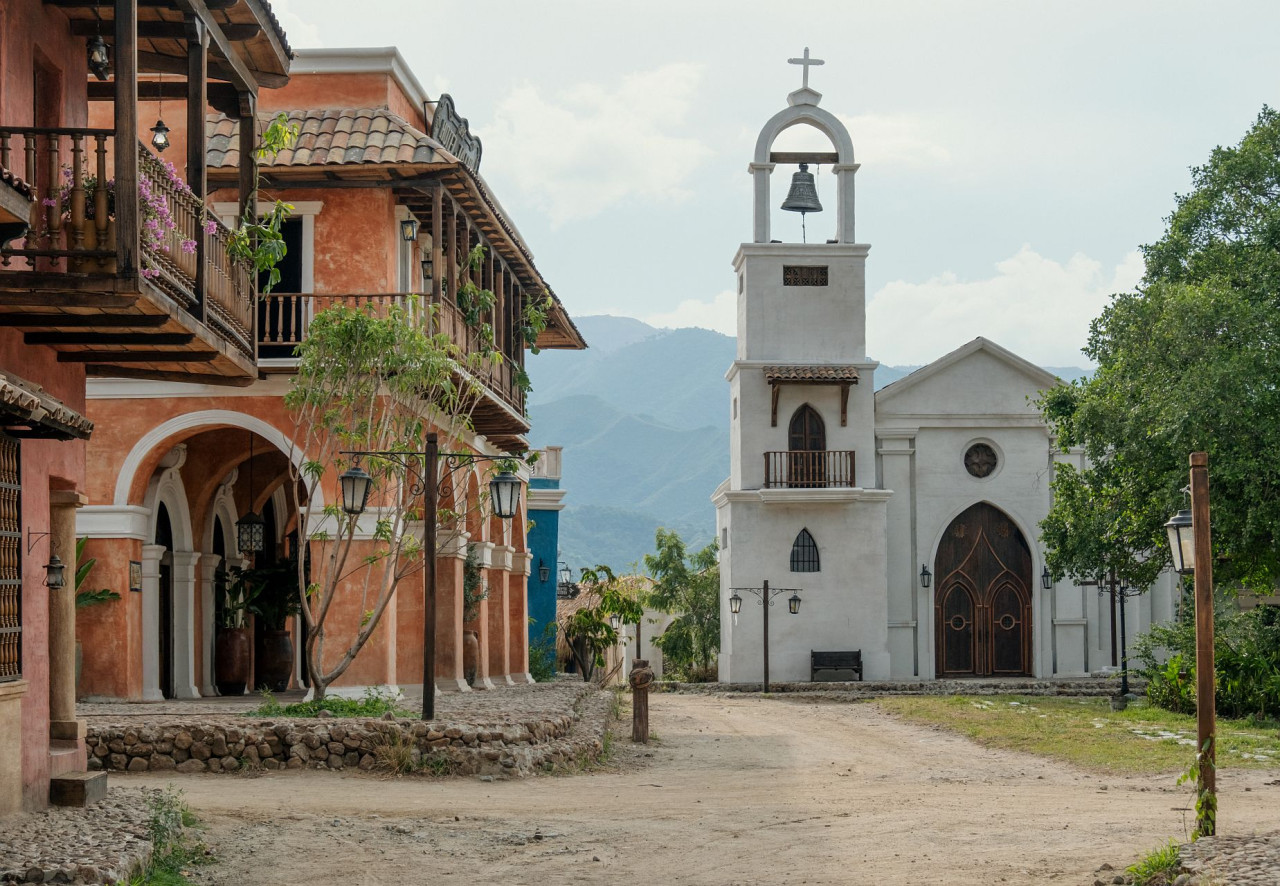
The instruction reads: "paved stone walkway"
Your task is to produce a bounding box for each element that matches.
[1179,831,1280,885]
[0,788,153,884]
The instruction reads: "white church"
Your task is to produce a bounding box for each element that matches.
[715,52,1179,683]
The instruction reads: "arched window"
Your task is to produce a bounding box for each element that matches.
[788,404,825,451]
[790,528,820,572]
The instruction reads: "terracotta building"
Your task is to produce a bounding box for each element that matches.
[76,47,586,704]
[0,0,291,811]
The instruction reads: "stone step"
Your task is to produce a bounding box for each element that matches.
[49,770,108,807]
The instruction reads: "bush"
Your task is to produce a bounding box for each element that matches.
[528,636,557,683]
[1134,601,1280,719]
[251,687,413,719]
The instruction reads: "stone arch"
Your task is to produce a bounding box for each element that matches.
[114,409,325,510]
[141,448,199,700]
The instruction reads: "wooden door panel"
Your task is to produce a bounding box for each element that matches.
[938,583,976,675]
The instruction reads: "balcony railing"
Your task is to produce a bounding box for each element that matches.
[0,126,256,359]
[763,450,856,488]
[257,292,525,415]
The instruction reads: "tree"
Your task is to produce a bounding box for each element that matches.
[1040,107,1280,591]
[644,528,720,681]
[283,298,492,699]
[558,565,643,681]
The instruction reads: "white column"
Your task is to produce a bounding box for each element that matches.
[831,163,859,244]
[170,551,202,698]
[199,553,221,697]
[140,544,165,701]
[749,162,775,243]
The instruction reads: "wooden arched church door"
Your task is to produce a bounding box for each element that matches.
[933,503,1032,677]
[787,404,825,487]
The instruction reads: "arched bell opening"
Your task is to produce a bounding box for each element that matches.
[767,123,840,244]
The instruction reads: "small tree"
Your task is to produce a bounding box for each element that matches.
[644,528,720,681]
[558,565,643,680]
[283,298,496,699]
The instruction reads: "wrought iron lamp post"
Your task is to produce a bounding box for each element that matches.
[729,580,801,692]
[1164,451,1216,835]
[338,432,522,721]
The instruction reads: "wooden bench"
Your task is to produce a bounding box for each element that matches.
[811,650,863,682]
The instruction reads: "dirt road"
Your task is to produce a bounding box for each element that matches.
[148,694,1280,885]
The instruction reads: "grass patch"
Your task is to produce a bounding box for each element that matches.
[251,687,415,719]
[874,695,1280,775]
[125,787,212,886]
[1126,840,1181,886]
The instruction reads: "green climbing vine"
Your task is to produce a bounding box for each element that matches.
[225,112,300,294]
[1176,737,1217,839]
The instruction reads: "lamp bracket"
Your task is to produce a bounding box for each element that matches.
[26,529,51,554]
[730,585,801,607]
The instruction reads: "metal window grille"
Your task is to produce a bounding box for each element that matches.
[790,528,820,573]
[0,435,21,682]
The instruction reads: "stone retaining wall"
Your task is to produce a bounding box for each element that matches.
[655,678,1144,697]
[86,698,609,779]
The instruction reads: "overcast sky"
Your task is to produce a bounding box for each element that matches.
[271,0,1278,367]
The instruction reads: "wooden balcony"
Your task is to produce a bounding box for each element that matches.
[0,126,257,385]
[258,292,529,451]
[763,450,856,489]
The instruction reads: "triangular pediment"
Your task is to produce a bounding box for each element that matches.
[875,337,1061,418]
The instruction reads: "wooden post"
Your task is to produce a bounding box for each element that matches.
[114,0,139,279]
[762,579,770,692]
[237,92,256,225]
[1190,450,1216,833]
[628,658,653,743]
[186,15,209,318]
[430,185,443,308]
[445,197,457,304]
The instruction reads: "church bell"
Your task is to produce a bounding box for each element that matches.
[780,163,822,215]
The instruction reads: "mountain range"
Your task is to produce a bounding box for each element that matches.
[525,315,1088,574]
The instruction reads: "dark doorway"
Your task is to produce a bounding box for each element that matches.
[787,404,826,487]
[257,217,304,358]
[156,503,175,699]
[252,497,279,689]
[212,516,227,632]
[933,502,1032,677]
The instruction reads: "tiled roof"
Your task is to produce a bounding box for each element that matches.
[0,370,92,440]
[0,165,32,200]
[764,365,860,383]
[207,108,444,168]
[258,0,293,59]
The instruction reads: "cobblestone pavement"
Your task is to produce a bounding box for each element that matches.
[0,788,153,884]
[1180,830,1280,885]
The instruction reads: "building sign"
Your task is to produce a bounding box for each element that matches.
[430,94,482,173]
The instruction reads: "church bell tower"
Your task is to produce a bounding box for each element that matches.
[715,50,892,684]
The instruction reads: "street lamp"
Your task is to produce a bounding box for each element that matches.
[339,433,524,720]
[1166,453,1217,835]
[729,581,801,692]
[609,613,622,631]
[1041,566,1052,590]
[919,564,931,588]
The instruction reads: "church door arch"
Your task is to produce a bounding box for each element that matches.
[787,404,826,487]
[933,502,1032,677]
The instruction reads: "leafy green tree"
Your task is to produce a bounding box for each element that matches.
[644,528,720,681]
[1041,107,1280,592]
[558,565,643,680]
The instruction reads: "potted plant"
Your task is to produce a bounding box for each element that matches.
[248,558,301,692]
[215,566,261,696]
[73,537,120,699]
[461,545,487,687]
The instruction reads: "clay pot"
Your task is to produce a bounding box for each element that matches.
[256,629,294,692]
[463,630,480,687]
[215,627,250,696]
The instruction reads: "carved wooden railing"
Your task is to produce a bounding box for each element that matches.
[763,450,856,489]
[0,127,255,360]
[0,126,115,270]
[257,292,525,413]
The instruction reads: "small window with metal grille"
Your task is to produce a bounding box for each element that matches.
[790,528,820,572]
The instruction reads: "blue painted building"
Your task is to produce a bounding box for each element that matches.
[526,446,566,673]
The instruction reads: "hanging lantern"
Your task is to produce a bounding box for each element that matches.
[780,163,822,215]
[538,560,551,583]
[729,591,743,614]
[400,217,419,242]
[420,257,434,291]
[150,119,171,152]
[489,470,521,519]
[788,592,802,615]
[236,510,265,554]
[1164,509,1195,575]
[44,555,66,590]
[609,613,622,631]
[1041,566,1053,590]
[339,465,374,516]
[87,35,110,81]
[919,564,932,588]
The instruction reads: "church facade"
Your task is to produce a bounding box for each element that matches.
[715,60,1179,684]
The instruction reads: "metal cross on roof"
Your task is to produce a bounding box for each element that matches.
[787,47,824,89]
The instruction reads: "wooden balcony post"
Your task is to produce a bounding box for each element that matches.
[237,92,256,223]
[187,15,209,318]
[445,195,458,305]
[430,184,443,309]
[114,0,140,279]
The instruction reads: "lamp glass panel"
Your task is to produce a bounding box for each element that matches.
[339,467,373,516]
[729,593,742,614]
[489,471,520,519]
[788,593,801,615]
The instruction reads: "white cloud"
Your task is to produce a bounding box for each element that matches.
[867,247,1145,367]
[837,114,953,169]
[266,0,323,48]
[482,64,714,226]
[643,289,736,336]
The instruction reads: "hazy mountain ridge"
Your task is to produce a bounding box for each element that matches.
[527,315,1089,573]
